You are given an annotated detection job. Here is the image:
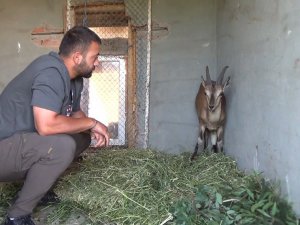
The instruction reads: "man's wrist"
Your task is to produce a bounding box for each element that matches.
[90,118,97,130]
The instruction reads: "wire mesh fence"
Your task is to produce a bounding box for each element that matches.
[66,0,151,148]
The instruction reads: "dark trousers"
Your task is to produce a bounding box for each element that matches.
[0,132,91,217]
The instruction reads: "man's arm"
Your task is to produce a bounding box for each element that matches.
[33,106,95,135]
[71,110,109,146]
[33,106,109,147]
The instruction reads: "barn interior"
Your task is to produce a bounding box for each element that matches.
[0,0,300,224]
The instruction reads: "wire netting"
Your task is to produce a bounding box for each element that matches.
[66,0,150,148]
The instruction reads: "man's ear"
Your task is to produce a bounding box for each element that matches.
[73,52,83,65]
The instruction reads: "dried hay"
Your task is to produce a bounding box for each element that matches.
[50,149,249,224]
[0,149,298,225]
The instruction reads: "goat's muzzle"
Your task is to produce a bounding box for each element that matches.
[209,105,214,111]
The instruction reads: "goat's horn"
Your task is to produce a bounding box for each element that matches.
[217,66,229,84]
[206,66,212,84]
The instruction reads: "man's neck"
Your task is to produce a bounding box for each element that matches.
[59,54,77,80]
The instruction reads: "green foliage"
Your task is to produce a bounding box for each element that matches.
[170,174,299,225]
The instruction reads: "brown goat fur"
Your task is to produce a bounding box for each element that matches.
[190,66,230,160]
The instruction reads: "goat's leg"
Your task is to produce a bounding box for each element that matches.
[203,128,208,150]
[190,125,206,161]
[210,130,217,153]
[190,142,199,161]
[216,127,224,153]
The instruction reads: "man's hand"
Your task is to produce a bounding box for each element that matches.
[91,120,110,147]
[91,132,107,147]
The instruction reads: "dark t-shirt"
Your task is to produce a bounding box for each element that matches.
[0,52,83,141]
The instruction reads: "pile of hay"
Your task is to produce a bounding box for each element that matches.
[0,149,298,225]
[54,149,243,224]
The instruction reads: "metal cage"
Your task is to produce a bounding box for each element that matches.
[65,0,151,148]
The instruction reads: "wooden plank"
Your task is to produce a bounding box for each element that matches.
[127,20,137,147]
[31,35,63,49]
[75,13,128,27]
[73,3,125,14]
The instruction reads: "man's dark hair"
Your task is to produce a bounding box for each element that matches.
[59,26,102,57]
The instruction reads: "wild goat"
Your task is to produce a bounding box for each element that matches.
[190,66,230,160]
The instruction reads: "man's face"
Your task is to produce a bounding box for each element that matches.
[76,41,100,78]
[77,58,95,78]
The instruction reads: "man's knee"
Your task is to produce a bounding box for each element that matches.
[51,134,77,164]
[69,132,91,157]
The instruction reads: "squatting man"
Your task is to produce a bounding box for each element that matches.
[0,26,110,225]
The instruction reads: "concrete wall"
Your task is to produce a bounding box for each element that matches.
[217,0,300,216]
[1,0,299,216]
[0,0,64,92]
[149,0,217,153]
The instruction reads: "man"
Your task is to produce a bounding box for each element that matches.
[0,26,109,225]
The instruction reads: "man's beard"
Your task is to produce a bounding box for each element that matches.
[76,59,95,78]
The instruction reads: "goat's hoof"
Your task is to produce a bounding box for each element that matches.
[190,154,197,162]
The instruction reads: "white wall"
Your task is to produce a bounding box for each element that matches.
[217,0,300,216]
[149,0,217,153]
[0,0,64,91]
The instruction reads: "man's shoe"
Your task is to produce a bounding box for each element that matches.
[2,215,35,225]
[37,190,60,206]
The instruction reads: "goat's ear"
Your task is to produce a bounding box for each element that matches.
[201,76,206,87]
[217,66,229,85]
[223,76,230,90]
[206,66,212,84]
